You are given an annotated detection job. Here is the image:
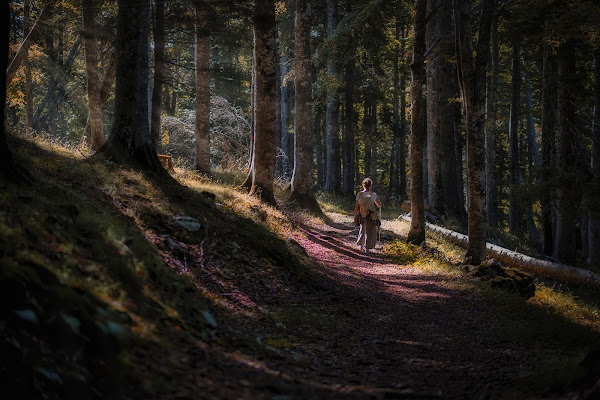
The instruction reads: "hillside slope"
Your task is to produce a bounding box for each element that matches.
[1,137,599,399]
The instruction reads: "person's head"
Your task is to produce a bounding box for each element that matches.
[362,177,373,190]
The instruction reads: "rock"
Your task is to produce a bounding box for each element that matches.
[164,236,184,252]
[201,310,218,329]
[174,216,202,231]
[13,309,38,324]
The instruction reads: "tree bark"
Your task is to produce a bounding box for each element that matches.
[390,14,400,197]
[399,25,408,202]
[151,0,166,153]
[485,16,499,227]
[315,107,325,189]
[325,0,341,192]
[342,58,355,195]
[407,0,427,245]
[23,0,34,133]
[589,49,600,267]
[248,0,277,205]
[508,37,523,234]
[438,0,461,219]
[454,0,494,264]
[370,104,378,185]
[426,0,442,212]
[553,40,577,265]
[523,63,540,242]
[280,53,289,178]
[83,51,117,145]
[195,0,211,175]
[455,104,465,213]
[342,1,355,196]
[96,0,161,170]
[289,0,321,213]
[82,0,104,151]
[0,0,13,178]
[541,39,558,256]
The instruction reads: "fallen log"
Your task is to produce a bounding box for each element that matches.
[399,214,600,289]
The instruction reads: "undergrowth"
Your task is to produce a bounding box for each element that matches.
[1,135,324,399]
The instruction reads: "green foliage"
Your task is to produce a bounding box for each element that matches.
[383,239,421,264]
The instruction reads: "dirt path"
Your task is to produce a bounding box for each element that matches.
[271,214,541,399]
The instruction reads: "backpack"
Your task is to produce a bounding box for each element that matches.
[358,191,377,220]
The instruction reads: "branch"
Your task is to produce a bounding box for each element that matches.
[7,5,55,82]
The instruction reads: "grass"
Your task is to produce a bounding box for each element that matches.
[2,134,327,398]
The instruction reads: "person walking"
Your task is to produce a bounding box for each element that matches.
[354,177,382,254]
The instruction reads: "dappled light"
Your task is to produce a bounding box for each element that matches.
[3,0,600,398]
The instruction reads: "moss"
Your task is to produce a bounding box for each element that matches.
[383,239,421,264]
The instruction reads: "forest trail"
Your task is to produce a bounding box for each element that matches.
[3,140,598,400]
[270,213,548,399]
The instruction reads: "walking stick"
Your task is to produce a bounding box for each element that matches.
[377,205,382,249]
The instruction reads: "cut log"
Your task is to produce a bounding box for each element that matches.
[157,154,174,174]
[399,214,600,289]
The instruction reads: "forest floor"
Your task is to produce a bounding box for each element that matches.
[1,135,600,400]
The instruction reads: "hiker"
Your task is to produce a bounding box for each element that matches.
[354,177,381,254]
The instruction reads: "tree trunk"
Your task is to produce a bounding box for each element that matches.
[553,40,577,265]
[426,0,442,212]
[315,107,325,189]
[589,50,600,267]
[485,16,499,227]
[541,38,558,256]
[280,53,289,178]
[370,104,378,185]
[83,52,117,145]
[364,104,372,180]
[523,63,540,242]
[343,57,355,195]
[343,1,355,196]
[23,0,34,133]
[248,0,277,205]
[0,0,13,178]
[454,0,494,264]
[289,0,321,213]
[82,0,105,151]
[508,37,523,234]
[438,0,461,219]
[96,0,161,170]
[407,0,427,245]
[455,104,465,213]
[151,0,166,153]
[242,49,258,191]
[399,25,408,202]
[390,15,401,197]
[325,0,341,192]
[195,0,211,175]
